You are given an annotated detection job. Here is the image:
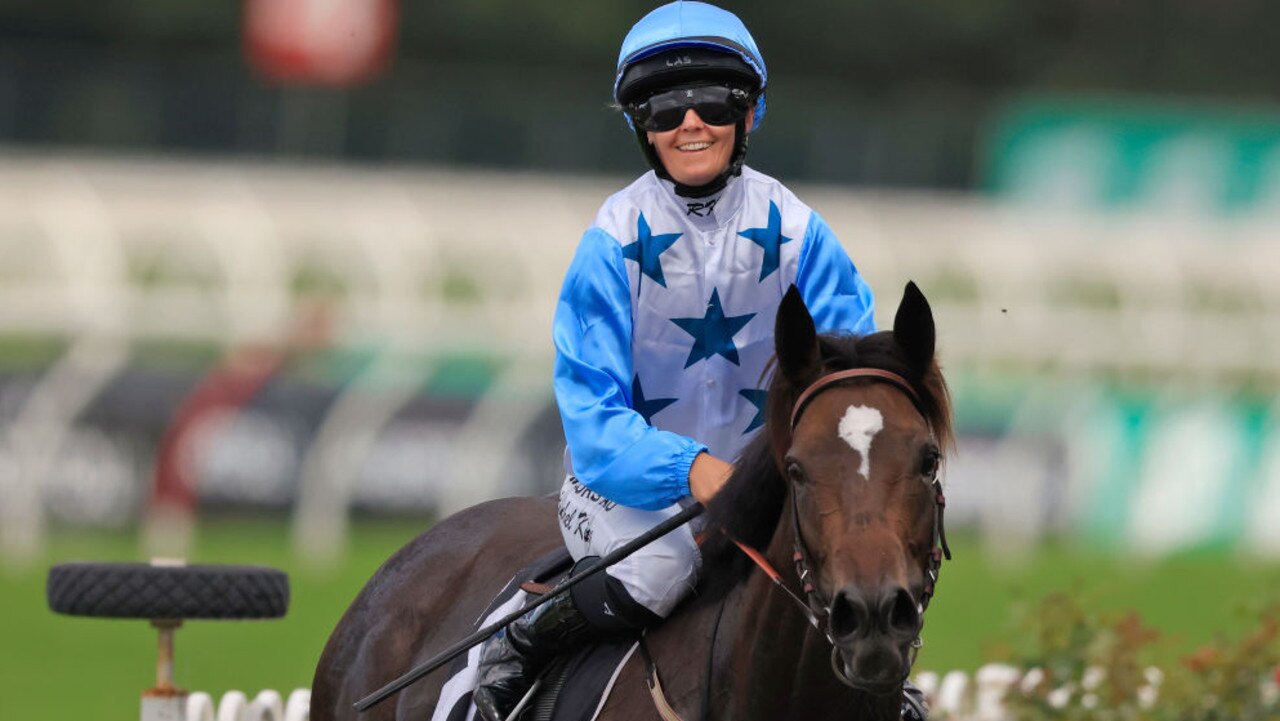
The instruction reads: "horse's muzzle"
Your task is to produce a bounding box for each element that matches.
[827,583,920,691]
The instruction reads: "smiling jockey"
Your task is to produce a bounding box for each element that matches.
[473,3,926,720]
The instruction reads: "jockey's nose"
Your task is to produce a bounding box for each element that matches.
[679,108,706,129]
[829,584,920,641]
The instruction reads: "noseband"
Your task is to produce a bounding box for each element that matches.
[787,367,952,690]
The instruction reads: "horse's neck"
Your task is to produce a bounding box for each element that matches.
[713,494,903,721]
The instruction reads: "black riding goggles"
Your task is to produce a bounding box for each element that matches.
[626,85,753,132]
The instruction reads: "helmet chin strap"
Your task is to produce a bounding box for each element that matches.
[635,118,750,199]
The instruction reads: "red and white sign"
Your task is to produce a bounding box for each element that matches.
[244,0,398,86]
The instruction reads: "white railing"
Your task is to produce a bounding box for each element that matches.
[186,666,1276,721]
[914,665,1153,720]
[917,663,1278,720]
[1,151,1276,372]
[184,689,309,721]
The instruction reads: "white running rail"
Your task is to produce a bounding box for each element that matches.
[915,663,1275,720]
[179,664,1279,721]
[184,689,310,721]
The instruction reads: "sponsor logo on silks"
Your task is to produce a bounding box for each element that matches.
[569,477,618,512]
[573,512,592,544]
[602,603,615,617]
[686,198,717,217]
[557,504,593,543]
[665,56,693,68]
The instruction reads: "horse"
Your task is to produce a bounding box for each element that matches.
[312,281,954,721]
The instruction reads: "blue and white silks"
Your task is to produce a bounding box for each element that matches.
[553,167,875,511]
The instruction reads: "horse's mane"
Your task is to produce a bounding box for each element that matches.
[698,329,953,597]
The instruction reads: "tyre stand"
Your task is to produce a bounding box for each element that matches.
[141,619,186,721]
[46,560,291,721]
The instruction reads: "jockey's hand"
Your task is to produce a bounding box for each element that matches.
[689,452,734,504]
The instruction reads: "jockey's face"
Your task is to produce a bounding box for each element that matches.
[647,108,753,187]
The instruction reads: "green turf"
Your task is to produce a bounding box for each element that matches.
[3,521,1277,721]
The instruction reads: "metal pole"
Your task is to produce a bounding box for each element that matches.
[142,620,186,721]
[354,502,704,712]
[155,620,178,691]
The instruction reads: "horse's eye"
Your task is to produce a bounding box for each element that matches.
[786,462,808,485]
[920,449,940,479]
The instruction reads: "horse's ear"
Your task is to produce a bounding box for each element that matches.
[775,285,822,386]
[893,281,935,368]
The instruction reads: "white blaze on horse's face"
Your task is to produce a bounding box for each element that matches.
[837,404,884,480]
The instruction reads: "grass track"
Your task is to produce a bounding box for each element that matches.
[3,520,1276,721]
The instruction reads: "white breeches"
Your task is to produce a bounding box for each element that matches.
[555,475,701,617]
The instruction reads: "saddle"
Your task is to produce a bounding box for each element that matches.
[432,548,643,721]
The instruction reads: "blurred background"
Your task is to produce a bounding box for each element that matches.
[2,0,1279,718]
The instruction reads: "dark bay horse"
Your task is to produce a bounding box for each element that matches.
[313,282,953,721]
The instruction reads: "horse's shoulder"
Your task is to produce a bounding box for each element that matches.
[600,584,729,719]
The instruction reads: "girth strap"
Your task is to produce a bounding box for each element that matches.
[638,638,688,721]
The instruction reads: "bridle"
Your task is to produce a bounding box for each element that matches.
[781,367,951,691]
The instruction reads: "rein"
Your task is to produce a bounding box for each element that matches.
[732,367,952,692]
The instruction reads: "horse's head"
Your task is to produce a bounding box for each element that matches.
[767,282,953,693]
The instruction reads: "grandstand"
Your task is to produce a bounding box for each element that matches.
[0,151,1276,565]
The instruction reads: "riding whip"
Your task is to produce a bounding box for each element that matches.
[353,501,704,712]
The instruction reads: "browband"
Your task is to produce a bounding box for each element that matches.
[790,368,922,430]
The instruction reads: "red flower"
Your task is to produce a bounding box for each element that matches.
[1183,646,1219,673]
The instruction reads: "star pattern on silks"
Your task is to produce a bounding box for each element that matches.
[670,289,756,368]
[621,212,683,288]
[737,200,793,281]
[739,388,769,433]
[632,375,677,425]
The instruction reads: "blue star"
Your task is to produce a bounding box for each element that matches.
[670,289,756,368]
[737,201,793,281]
[632,375,677,425]
[621,212,682,288]
[739,388,768,433]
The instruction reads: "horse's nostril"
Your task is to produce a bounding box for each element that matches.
[886,586,920,635]
[828,590,864,639]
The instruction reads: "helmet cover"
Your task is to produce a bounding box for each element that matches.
[614,1,768,131]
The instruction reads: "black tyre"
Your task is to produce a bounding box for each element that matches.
[47,562,289,620]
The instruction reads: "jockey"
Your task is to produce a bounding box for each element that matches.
[475,3,924,719]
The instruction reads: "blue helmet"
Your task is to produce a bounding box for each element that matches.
[614,1,768,132]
